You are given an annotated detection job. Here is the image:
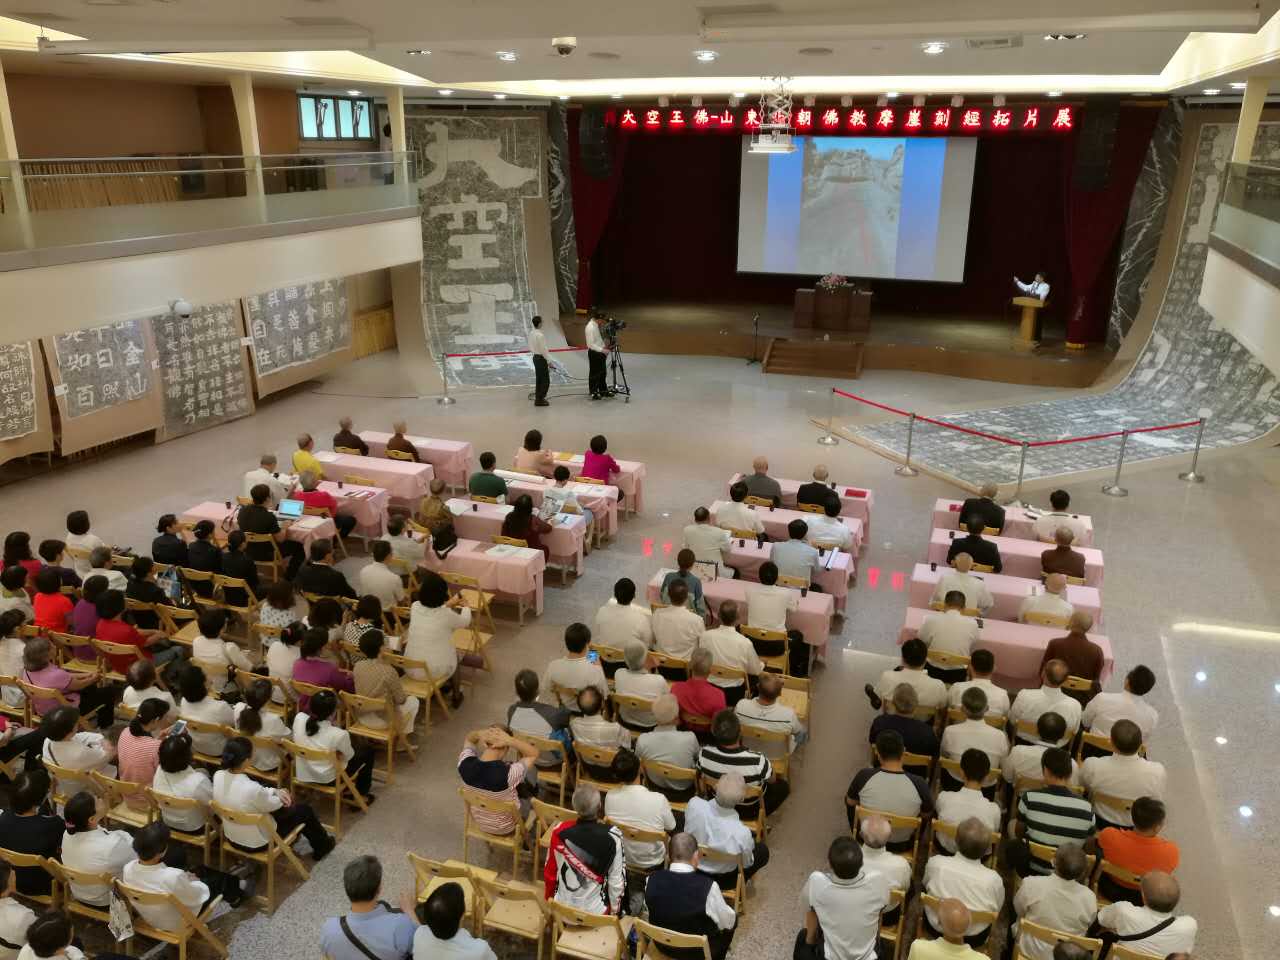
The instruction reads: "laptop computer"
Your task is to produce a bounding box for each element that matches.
[276,498,304,519]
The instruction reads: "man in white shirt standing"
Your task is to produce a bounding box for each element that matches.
[1012,844,1098,960]
[1079,720,1166,828]
[698,601,762,706]
[529,315,551,407]
[930,553,994,615]
[947,650,1010,718]
[715,483,765,538]
[918,591,980,683]
[1009,660,1081,745]
[652,581,704,659]
[922,818,1004,945]
[241,453,295,509]
[1083,665,1159,739]
[1096,872,1197,956]
[584,309,609,400]
[603,750,675,868]
[1018,573,1074,625]
[1014,272,1050,301]
[1032,489,1087,544]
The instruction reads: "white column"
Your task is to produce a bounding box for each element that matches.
[384,86,409,187]
[1231,76,1271,165]
[229,72,268,222]
[0,55,34,249]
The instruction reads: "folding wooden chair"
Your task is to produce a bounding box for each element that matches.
[493,534,529,548]
[728,528,758,541]
[384,449,415,462]
[531,798,575,881]
[707,663,748,693]
[407,854,494,936]
[0,677,29,728]
[48,631,98,673]
[739,625,788,675]
[180,568,217,605]
[90,769,153,831]
[520,733,570,806]
[640,759,696,812]
[453,614,495,670]
[796,502,825,514]
[926,650,972,679]
[650,651,689,683]
[18,679,90,726]
[115,878,229,960]
[971,563,995,574]
[945,707,1006,730]
[149,788,219,867]
[459,786,531,876]
[341,689,417,784]
[182,718,231,768]
[443,572,496,635]
[574,743,620,794]
[1025,611,1071,628]
[0,850,60,909]
[743,496,773,508]
[928,818,1001,868]
[381,651,449,729]
[243,533,286,582]
[609,693,658,733]
[304,506,349,559]
[1091,858,1143,907]
[779,674,811,732]
[344,474,376,486]
[477,875,550,960]
[91,637,147,685]
[211,801,309,914]
[158,604,198,639]
[696,846,747,916]
[549,900,630,960]
[737,721,793,780]
[281,739,369,837]
[901,750,935,781]
[607,820,670,887]
[1012,920,1103,960]
[470,493,501,504]
[776,573,810,590]
[44,861,115,931]
[852,805,923,864]
[878,889,907,960]
[1088,790,1136,826]
[1108,945,1166,960]
[915,893,997,946]
[634,918,712,960]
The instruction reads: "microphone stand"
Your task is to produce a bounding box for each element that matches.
[746,312,760,366]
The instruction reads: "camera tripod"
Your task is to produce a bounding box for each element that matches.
[607,341,631,402]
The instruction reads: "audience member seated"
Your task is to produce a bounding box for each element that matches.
[1041,527,1086,580]
[2,532,40,585]
[1080,720,1166,829]
[635,694,700,799]
[17,911,95,960]
[1019,573,1074,624]
[919,591,979,683]
[1087,797,1179,905]
[501,495,552,559]
[868,684,938,758]
[85,546,126,593]
[265,620,304,702]
[115,698,171,809]
[403,573,468,704]
[382,517,430,570]
[305,597,345,647]
[858,815,913,893]
[947,649,1009,718]
[797,499,849,556]
[22,636,114,727]
[31,569,73,634]
[298,540,356,600]
[542,622,607,711]
[184,521,222,582]
[0,568,30,621]
[771,519,821,585]
[259,580,302,632]
[1033,489,1087,544]
[741,457,782,506]
[1095,871,1197,956]
[940,688,1008,784]
[239,484,305,580]
[514,428,554,477]
[614,641,668,730]
[795,465,835,509]
[604,749,675,867]
[320,855,417,960]
[716,483,765,538]
[37,539,81,589]
[59,791,136,908]
[671,650,727,737]
[0,771,63,897]
[735,673,805,758]
[653,580,704,660]
[234,679,291,774]
[795,835,891,960]
[1002,712,1080,787]
[541,467,591,528]
[682,508,732,575]
[595,578,653,674]
[467,452,508,502]
[931,553,994,615]
[192,608,256,685]
[458,726,538,837]
[1012,844,1098,960]
[64,576,103,655]
[0,611,24,711]
[294,689,377,803]
[660,550,707,617]
[359,542,406,610]
[907,899,986,960]
[343,596,388,660]
[571,687,630,761]
[353,630,419,732]
[95,587,176,675]
[935,751,1001,852]
[746,562,808,677]
[698,709,788,815]
[922,818,1004,945]
[217,528,258,594]
[960,483,1005,534]
[40,705,115,796]
[1083,665,1158,739]
[946,517,1002,573]
[121,660,176,719]
[385,421,421,463]
[1013,748,1095,876]
[214,736,335,862]
[297,472,357,541]
[1010,660,1082,745]
[413,481,454,542]
[150,514,189,568]
[64,510,107,578]
[581,435,622,486]
[178,664,235,758]
[242,453,293,509]
[645,832,736,960]
[126,556,173,628]
[697,601,762,707]
[543,785,625,915]
[845,731,933,846]
[332,417,369,456]
[684,773,768,889]
[867,637,947,713]
[151,734,213,835]
[413,881,496,960]
[293,433,323,477]
[292,628,355,712]
[0,861,34,959]
[1041,613,1104,695]
[506,669,570,779]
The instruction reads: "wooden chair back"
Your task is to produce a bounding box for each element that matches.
[971,562,995,573]
[572,475,605,485]
[634,919,712,960]
[458,786,528,875]
[853,805,923,862]
[548,900,626,960]
[492,535,529,548]
[385,449,415,461]
[926,649,972,670]
[574,743,620,791]
[796,502,825,514]
[1012,920,1104,960]
[470,493,500,504]
[209,800,310,914]
[520,732,570,806]
[639,759,697,800]
[343,474,376,486]
[946,707,1006,729]
[0,849,60,908]
[115,878,230,957]
[775,573,809,589]
[334,446,363,455]
[728,528,758,540]
[707,663,748,688]
[695,845,746,916]
[1025,610,1071,628]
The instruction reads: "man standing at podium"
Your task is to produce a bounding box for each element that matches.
[1014,272,1050,302]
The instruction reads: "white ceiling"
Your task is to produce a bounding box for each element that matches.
[0,0,1274,94]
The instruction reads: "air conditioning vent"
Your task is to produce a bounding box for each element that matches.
[964,36,1023,51]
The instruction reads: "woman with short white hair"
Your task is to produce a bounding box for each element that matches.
[612,641,669,730]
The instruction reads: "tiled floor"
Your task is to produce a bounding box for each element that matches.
[4,349,1275,959]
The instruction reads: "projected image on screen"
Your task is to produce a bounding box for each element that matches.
[737,135,978,283]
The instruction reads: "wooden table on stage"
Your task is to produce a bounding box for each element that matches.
[795,286,872,334]
[1013,296,1046,346]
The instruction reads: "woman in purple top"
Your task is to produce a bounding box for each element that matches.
[291,626,353,712]
[581,435,623,500]
[21,635,115,727]
[70,574,109,659]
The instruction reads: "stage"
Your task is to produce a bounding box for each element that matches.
[561,302,1114,388]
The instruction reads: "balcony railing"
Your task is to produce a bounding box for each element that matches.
[0,151,417,253]
[1215,162,1280,270]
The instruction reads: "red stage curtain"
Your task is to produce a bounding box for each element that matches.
[568,115,629,309]
[1062,106,1161,344]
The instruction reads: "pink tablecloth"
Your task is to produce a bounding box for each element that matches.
[908,563,1101,625]
[710,501,863,554]
[927,528,1103,588]
[180,502,335,552]
[898,606,1113,692]
[729,474,873,534]
[313,451,433,503]
[446,499,586,575]
[552,452,646,514]
[647,570,834,650]
[932,499,1094,547]
[318,480,389,539]
[495,470,620,537]
[420,538,545,616]
[359,432,473,488]
[724,540,853,611]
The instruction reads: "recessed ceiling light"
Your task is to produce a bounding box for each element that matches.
[1215,736,1229,745]
[885,91,899,99]
[559,95,570,101]
[921,41,948,56]
[437,89,454,96]
[493,93,508,99]
[1043,33,1087,41]
[406,49,430,56]
[346,89,361,96]
[610,93,624,99]
[1203,88,1222,95]
[1240,805,1254,818]
[1231,82,1248,89]
[496,50,518,62]
[1270,905,1280,917]
[1195,670,1207,682]
[1274,682,1280,693]
[1047,90,1063,97]
[694,49,719,62]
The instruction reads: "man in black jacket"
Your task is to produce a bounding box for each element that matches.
[959,482,1005,534]
[297,539,356,598]
[796,465,838,510]
[946,517,1003,573]
[237,484,305,580]
[645,833,736,960]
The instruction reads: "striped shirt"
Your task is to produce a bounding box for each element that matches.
[1018,786,1095,874]
[696,744,771,787]
[116,729,162,811]
[458,746,526,836]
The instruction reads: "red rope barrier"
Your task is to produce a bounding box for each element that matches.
[443,346,588,358]
[913,414,1023,446]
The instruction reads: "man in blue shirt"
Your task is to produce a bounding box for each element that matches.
[770,519,822,585]
[320,856,417,960]
[660,548,707,616]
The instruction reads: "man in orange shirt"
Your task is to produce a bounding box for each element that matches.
[297,470,357,538]
[1086,796,1179,905]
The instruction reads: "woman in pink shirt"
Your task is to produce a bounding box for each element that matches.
[291,627,354,712]
[514,428,555,478]
[116,697,170,809]
[581,435,622,490]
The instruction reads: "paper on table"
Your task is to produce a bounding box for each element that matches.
[314,451,339,462]
[487,543,540,560]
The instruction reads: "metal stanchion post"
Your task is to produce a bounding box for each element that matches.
[1101,429,1130,497]
[895,413,919,477]
[817,389,839,446]
[436,354,456,406]
[1178,418,1206,483]
[1001,441,1029,504]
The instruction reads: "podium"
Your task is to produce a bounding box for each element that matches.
[1013,296,1046,347]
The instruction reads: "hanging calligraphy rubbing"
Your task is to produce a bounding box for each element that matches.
[150,300,254,439]
[52,320,150,419]
[244,278,351,376]
[0,342,38,442]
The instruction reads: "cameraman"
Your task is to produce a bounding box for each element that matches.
[584,309,609,400]
[529,315,550,407]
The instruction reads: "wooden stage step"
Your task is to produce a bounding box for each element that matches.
[762,338,865,379]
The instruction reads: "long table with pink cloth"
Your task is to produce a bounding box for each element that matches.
[312,450,433,505]
[728,474,874,533]
[358,431,473,488]
[646,569,834,651]
[445,499,587,575]
[932,498,1095,546]
[316,480,390,538]
[725,540,854,611]
[899,606,1113,691]
[710,501,864,554]
[908,563,1102,625]
[180,501,335,551]
[420,538,546,617]
[552,451,646,514]
[927,527,1103,587]
[494,469,620,537]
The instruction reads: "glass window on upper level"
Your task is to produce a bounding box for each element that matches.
[299,94,375,142]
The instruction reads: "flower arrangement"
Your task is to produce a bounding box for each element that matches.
[817,273,852,292]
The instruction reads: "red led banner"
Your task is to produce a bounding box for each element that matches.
[611,103,1075,136]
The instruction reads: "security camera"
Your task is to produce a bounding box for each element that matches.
[552,36,577,57]
[171,299,193,320]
